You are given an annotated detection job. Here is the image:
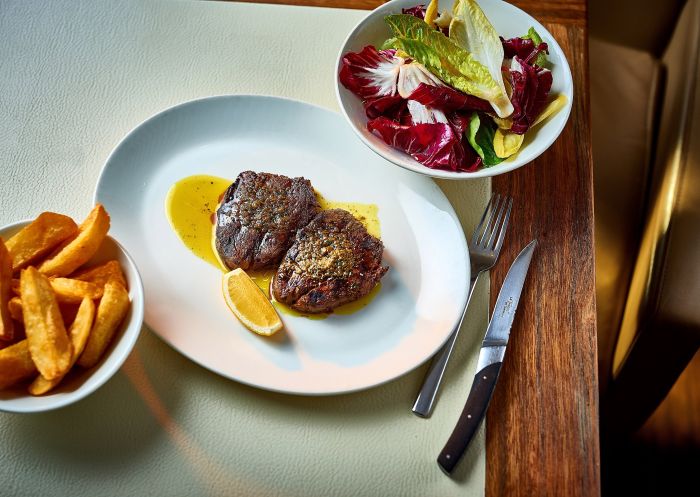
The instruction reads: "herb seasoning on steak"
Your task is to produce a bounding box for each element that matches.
[271,209,388,313]
[215,171,320,270]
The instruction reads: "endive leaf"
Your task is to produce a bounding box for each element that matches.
[493,94,568,158]
[449,0,513,117]
[532,93,567,126]
[424,0,439,27]
[493,128,524,158]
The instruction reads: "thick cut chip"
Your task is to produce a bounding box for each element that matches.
[8,297,23,322]
[0,240,14,341]
[5,212,78,272]
[29,297,95,395]
[0,340,37,389]
[7,298,78,326]
[38,204,110,277]
[70,260,127,289]
[49,278,103,303]
[20,267,72,380]
[78,281,129,368]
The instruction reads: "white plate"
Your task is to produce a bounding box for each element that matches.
[95,95,469,395]
[335,0,574,179]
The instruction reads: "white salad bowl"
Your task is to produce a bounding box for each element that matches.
[0,220,144,413]
[335,0,574,179]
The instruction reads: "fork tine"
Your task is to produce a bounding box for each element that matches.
[477,194,502,247]
[492,196,513,255]
[486,194,508,249]
[471,194,497,246]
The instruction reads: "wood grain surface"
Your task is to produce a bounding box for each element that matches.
[487,2,599,496]
[233,0,586,23]
[230,0,601,495]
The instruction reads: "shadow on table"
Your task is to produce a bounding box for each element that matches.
[6,328,184,467]
[4,288,486,484]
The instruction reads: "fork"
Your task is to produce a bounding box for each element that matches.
[412,193,512,418]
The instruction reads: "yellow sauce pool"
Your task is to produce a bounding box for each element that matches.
[165,174,229,271]
[165,174,382,317]
[316,192,381,238]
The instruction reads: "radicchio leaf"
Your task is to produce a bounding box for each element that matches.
[407,100,448,124]
[508,56,553,134]
[404,2,449,35]
[500,36,549,66]
[367,116,479,172]
[339,46,405,99]
[402,5,427,19]
[397,62,448,124]
[408,83,492,113]
[363,94,406,120]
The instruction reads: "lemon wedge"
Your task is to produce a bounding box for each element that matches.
[222,268,283,336]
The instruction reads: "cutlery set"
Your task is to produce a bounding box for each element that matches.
[412,194,537,475]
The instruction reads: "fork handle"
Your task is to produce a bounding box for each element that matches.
[412,273,480,418]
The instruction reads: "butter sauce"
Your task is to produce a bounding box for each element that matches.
[165,175,229,271]
[165,174,382,317]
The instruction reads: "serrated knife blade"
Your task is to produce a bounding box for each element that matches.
[437,239,537,475]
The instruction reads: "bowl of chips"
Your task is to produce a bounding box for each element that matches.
[0,204,144,412]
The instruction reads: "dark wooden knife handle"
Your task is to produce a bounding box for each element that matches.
[437,361,503,475]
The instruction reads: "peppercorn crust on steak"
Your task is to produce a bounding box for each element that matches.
[271,209,388,314]
[215,171,321,270]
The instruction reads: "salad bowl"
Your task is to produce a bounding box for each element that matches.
[335,0,574,179]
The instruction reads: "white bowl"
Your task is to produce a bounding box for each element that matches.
[335,0,574,179]
[0,220,144,413]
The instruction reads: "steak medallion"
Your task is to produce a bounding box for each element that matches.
[272,209,388,313]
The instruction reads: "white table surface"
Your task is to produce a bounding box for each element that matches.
[0,1,490,495]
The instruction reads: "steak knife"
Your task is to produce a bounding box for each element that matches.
[437,240,537,475]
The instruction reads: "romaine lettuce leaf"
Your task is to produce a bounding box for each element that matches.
[466,113,504,166]
[384,14,511,117]
[448,0,513,117]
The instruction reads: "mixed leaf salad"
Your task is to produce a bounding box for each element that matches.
[339,0,567,172]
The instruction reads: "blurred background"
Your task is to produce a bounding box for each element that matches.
[589,0,700,495]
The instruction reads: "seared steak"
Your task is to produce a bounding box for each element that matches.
[271,209,388,313]
[215,171,320,270]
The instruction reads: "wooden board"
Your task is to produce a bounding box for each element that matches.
[487,3,600,496]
